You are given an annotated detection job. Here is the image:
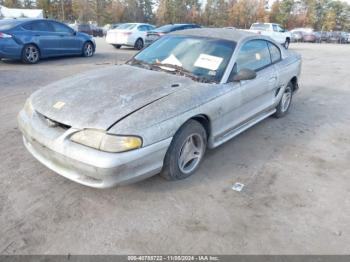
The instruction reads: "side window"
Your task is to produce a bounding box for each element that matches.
[30,21,53,32]
[277,25,285,32]
[138,25,147,31]
[50,22,73,33]
[236,40,272,72]
[273,25,278,32]
[267,42,281,63]
[23,23,34,31]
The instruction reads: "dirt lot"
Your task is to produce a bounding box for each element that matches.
[0,39,350,255]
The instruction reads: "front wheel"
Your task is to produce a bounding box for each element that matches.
[274,83,293,118]
[134,38,144,50]
[113,44,121,49]
[284,39,290,49]
[82,42,94,57]
[161,120,207,181]
[22,44,40,64]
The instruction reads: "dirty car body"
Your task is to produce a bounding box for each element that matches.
[18,28,302,188]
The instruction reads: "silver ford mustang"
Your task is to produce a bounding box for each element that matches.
[18,28,302,188]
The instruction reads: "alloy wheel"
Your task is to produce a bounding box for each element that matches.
[84,43,93,57]
[281,86,292,112]
[25,46,39,63]
[178,133,205,174]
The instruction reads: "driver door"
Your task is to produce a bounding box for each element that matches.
[49,21,82,55]
[217,40,278,137]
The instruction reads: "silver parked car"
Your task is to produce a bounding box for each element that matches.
[18,28,302,188]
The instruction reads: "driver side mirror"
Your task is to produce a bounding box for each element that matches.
[232,68,257,81]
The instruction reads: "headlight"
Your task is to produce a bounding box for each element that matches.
[70,129,142,153]
[24,98,34,118]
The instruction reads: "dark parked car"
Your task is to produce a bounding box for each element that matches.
[319,31,330,42]
[0,19,95,64]
[77,24,103,37]
[328,31,348,44]
[145,23,201,46]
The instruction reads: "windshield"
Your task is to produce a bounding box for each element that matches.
[117,23,137,30]
[250,24,270,30]
[0,19,23,30]
[132,35,236,83]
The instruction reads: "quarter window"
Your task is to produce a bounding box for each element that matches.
[267,42,281,63]
[236,40,272,72]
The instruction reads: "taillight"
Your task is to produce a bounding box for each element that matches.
[122,32,132,36]
[0,32,12,39]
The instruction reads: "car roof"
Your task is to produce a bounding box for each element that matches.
[122,23,151,25]
[170,28,257,43]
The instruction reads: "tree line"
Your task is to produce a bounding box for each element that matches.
[1,0,349,31]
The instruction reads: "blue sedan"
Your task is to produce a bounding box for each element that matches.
[0,18,96,64]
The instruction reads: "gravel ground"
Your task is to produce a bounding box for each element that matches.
[0,39,349,254]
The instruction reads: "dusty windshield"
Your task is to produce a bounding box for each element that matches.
[131,35,236,83]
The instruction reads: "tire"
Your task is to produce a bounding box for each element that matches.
[113,44,121,49]
[274,82,293,118]
[134,38,144,50]
[284,39,290,49]
[22,44,40,64]
[82,41,94,57]
[161,120,207,181]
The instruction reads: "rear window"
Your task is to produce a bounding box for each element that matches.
[250,24,270,31]
[117,24,137,30]
[0,19,23,30]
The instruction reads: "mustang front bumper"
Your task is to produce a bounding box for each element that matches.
[18,109,172,188]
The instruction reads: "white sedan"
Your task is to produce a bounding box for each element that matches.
[106,23,155,50]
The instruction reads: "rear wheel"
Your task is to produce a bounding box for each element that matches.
[161,120,207,181]
[82,42,94,57]
[274,83,293,118]
[22,44,40,64]
[134,38,144,50]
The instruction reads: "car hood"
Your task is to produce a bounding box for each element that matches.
[31,64,193,130]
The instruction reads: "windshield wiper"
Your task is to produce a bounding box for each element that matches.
[126,58,152,69]
[127,59,214,83]
[151,62,200,81]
